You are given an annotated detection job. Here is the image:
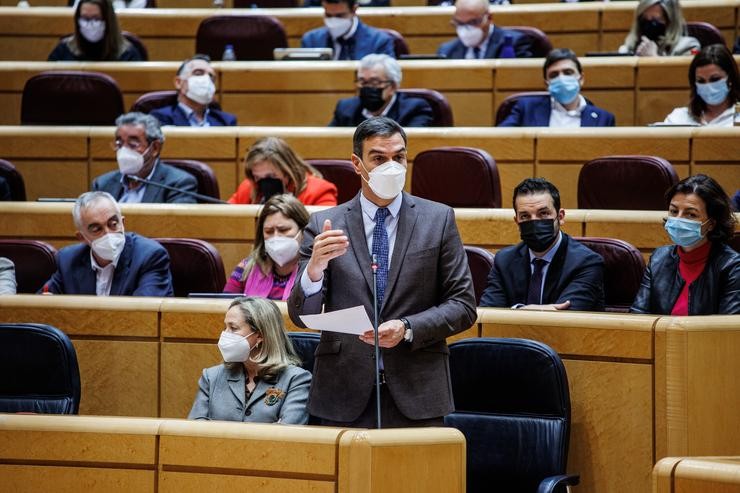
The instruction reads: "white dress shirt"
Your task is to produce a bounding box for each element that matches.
[119,161,158,204]
[89,250,120,296]
[548,95,587,128]
[662,106,734,127]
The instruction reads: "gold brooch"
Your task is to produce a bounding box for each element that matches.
[264,387,285,406]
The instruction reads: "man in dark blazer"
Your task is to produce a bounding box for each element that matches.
[480,178,604,311]
[301,0,395,60]
[92,112,198,204]
[150,55,237,127]
[42,191,173,296]
[498,49,615,127]
[437,0,532,59]
[288,117,477,428]
[330,54,434,127]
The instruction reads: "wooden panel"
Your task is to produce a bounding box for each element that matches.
[160,342,218,419]
[159,472,335,493]
[14,160,90,201]
[583,210,669,252]
[0,466,156,493]
[654,457,740,493]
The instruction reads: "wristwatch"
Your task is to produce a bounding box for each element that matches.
[400,318,413,342]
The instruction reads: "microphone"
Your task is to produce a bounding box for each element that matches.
[127,175,227,204]
[371,253,382,429]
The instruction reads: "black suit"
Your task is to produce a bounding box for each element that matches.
[480,233,605,311]
[329,93,434,128]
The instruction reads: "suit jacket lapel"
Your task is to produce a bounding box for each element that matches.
[542,234,568,303]
[109,234,132,296]
[226,365,246,409]
[345,196,374,295]
[486,28,504,58]
[535,98,552,126]
[77,246,97,294]
[141,161,164,203]
[516,243,532,302]
[382,193,417,311]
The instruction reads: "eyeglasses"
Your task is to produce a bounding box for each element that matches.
[450,14,488,28]
[111,138,147,151]
[355,78,393,89]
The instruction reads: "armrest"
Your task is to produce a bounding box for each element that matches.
[537,474,580,493]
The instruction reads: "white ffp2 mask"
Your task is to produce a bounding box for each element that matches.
[265,235,300,267]
[91,232,126,262]
[78,19,106,43]
[186,74,216,105]
[218,330,253,363]
[361,160,406,200]
[116,146,146,176]
[324,16,353,39]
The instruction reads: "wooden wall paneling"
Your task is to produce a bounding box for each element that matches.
[653,457,740,493]
[583,210,670,256]
[689,128,740,196]
[0,466,156,493]
[160,341,218,419]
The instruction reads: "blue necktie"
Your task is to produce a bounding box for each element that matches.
[472,46,481,59]
[526,258,547,305]
[372,207,389,307]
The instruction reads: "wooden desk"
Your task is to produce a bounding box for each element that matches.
[6,57,740,126]
[0,1,736,60]
[0,414,466,493]
[654,457,740,493]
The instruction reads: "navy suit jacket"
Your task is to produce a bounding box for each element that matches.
[480,233,605,311]
[498,95,616,127]
[43,233,174,296]
[301,20,395,60]
[437,27,533,59]
[150,104,237,127]
[92,161,198,204]
[329,93,434,127]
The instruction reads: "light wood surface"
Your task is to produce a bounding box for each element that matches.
[653,457,740,493]
[4,57,740,127]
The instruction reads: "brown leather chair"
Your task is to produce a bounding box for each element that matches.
[305,159,361,204]
[686,22,726,48]
[162,160,221,202]
[21,71,124,126]
[381,28,410,58]
[464,245,495,306]
[0,159,26,201]
[0,239,58,294]
[577,155,678,210]
[130,90,223,114]
[495,91,550,126]
[575,237,645,313]
[195,15,288,61]
[122,31,149,61]
[411,147,501,208]
[507,26,553,57]
[399,88,454,127]
[153,238,226,297]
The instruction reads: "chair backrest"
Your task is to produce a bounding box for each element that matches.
[411,147,501,208]
[0,323,81,414]
[506,26,553,57]
[577,155,678,210]
[495,91,550,126]
[21,71,124,126]
[122,31,149,61]
[195,15,288,61]
[398,88,454,126]
[0,159,26,201]
[686,21,726,47]
[575,237,645,312]
[445,338,571,493]
[162,159,221,202]
[153,238,226,297]
[305,159,361,204]
[464,245,494,305]
[0,239,57,294]
[287,331,320,374]
[380,28,410,58]
[130,90,223,114]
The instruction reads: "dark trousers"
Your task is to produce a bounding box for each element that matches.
[321,383,445,429]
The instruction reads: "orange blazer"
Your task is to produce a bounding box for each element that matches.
[228,174,338,206]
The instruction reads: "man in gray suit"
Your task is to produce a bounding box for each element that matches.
[92,112,197,203]
[288,117,476,428]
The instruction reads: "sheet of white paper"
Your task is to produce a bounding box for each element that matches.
[299,305,373,335]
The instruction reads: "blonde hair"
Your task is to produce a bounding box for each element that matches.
[226,296,301,379]
[623,0,688,55]
[244,137,322,204]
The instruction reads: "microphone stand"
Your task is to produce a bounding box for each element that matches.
[371,253,382,429]
[127,175,227,204]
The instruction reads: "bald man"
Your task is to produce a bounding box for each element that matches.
[437,0,532,59]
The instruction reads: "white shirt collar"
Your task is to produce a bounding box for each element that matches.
[359,190,403,222]
[551,95,587,117]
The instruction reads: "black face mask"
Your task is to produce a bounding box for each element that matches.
[518,219,558,253]
[359,86,386,112]
[256,177,284,203]
[639,17,667,41]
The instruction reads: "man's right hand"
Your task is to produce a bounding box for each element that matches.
[306,219,349,282]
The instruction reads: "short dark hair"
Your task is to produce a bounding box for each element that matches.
[352,117,407,157]
[665,174,736,244]
[687,44,740,121]
[543,48,582,79]
[322,0,356,8]
[512,178,561,211]
[176,54,212,76]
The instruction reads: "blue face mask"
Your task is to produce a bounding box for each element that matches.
[664,216,709,248]
[696,78,730,106]
[548,75,581,105]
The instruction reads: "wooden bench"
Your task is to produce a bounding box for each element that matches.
[654,457,740,493]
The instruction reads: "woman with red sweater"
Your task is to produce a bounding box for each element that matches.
[631,174,739,315]
[228,137,338,206]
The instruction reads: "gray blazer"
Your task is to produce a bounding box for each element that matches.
[188,363,311,424]
[288,192,477,422]
[92,161,198,204]
[0,257,16,295]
